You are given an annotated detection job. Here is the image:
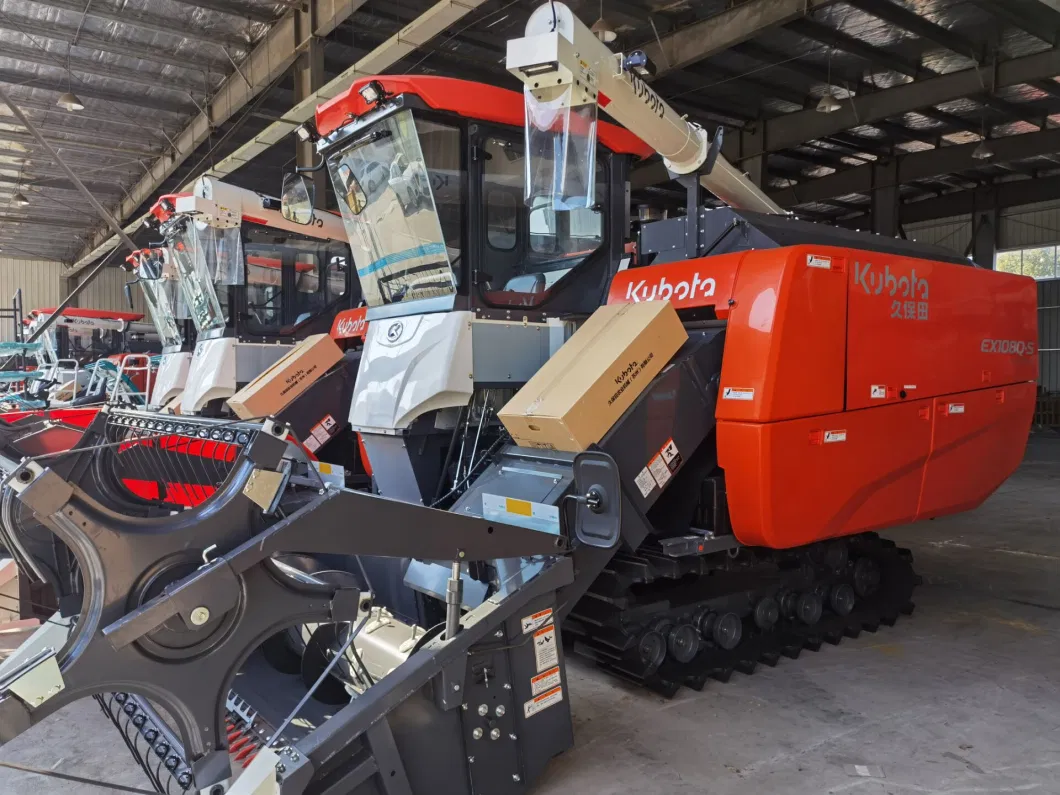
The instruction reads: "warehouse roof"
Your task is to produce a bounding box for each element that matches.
[0,0,1059,265]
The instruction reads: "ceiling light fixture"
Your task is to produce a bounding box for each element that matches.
[817,93,842,113]
[57,91,85,112]
[972,140,994,160]
[817,47,842,114]
[591,0,617,43]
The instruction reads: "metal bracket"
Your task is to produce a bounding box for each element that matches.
[0,647,63,708]
[225,746,280,795]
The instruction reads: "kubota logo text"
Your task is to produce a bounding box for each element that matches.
[625,273,716,303]
[855,262,931,321]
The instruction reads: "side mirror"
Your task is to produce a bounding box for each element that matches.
[281,173,315,225]
[138,256,162,281]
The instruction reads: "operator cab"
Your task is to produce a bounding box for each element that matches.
[148,180,356,345]
[283,76,649,323]
[148,178,361,413]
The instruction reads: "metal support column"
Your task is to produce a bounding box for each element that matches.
[971,208,999,268]
[722,125,768,190]
[295,8,327,208]
[871,159,900,238]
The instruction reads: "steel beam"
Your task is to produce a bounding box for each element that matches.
[968,0,1059,44]
[165,0,282,23]
[0,70,197,114]
[0,13,231,71]
[845,0,982,59]
[0,43,208,94]
[72,0,491,272]
[765,47,1060,153]
[0,128,160,158]
[640,0,841,75]
[0,215,88,229]
[28,0,250,51]
[70,0,369,273]
[900,175,1060,223]
[769,127,1060,206]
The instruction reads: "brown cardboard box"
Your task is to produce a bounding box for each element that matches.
[226,334,344,420]
[498,301,687,452]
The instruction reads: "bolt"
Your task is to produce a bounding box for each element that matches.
[490,728,501,741]
[494,629,504,638]
[495,705,506,717]
[509,733,518,741]
[477,703,489,716]
[513,773,522,782]
[452,684,461,692]
[472,727,483,740]
[461,703,468,710]
[276,763,286,774]
[503,683,512,690]
[468,756,475,764]
[190,606,210,626]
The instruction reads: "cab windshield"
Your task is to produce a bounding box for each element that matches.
[169,222,241,334]
[327,110,459,308]
[138,258,183,348]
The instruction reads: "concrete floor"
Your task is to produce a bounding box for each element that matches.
[2,436,1060,794]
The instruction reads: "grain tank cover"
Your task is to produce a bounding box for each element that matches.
[640,207,976,268]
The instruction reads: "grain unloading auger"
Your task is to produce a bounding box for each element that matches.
[0,3,1039,794]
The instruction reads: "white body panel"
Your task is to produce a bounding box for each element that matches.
[350,311,474,433]
[182,337,237,413]
[181,338,293,414]
[150,351,192,408]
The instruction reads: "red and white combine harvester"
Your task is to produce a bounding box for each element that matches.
[0,5,1037,795]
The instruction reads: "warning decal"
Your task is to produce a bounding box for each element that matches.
[648,454,671,488]
[523,686,564,719]
[660,438,682,473]
[309,414,337,446]
[530,666,562,696]
[521,608,553,635]
[303,434,321,453]
[634,467,656,498]
[948,403,966,414]
[533,624,558,672]
[807,254,832,269]
[870,385,887,399]
[722,387,754,401]
[823,430,847,443]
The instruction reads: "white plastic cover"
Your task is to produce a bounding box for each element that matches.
[524,86,597,211]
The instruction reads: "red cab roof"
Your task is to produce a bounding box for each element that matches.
[33,307,145,322]
[316,76,653,159]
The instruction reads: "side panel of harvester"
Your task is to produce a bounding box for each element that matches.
[609,245,1037,550]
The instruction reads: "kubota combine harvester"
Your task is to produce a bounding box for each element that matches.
[0,4,1037,795]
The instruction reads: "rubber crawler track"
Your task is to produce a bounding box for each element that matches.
[564,533,920,697]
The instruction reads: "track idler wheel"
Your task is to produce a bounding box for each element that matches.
[796,593,823,625]
[853,557,881,597]
[754,597,779,630]
[667,624,700,663]
[829,583,856,616]
[638,630,667,674]
[711,612,743,650]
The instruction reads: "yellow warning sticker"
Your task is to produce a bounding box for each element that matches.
[505,497,532,517]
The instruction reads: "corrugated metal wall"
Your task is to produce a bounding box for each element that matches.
[1040,279,1060,393]
[77,266,147,316]
[906,214,974,255]
[0,257,63,341]
[905,200,1060,257]
[0,258,146,341]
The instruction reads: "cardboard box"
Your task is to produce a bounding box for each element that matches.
[498,301,687,452]
[226,334,344,420]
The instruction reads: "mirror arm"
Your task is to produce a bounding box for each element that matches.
[295,155,327,174]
